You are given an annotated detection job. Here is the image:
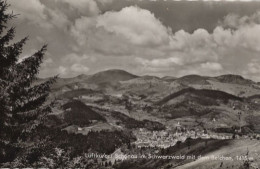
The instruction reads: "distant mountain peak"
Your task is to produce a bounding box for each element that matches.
[156,87,243,106]
[93,69,136,75]
[215,74,254,85]
[140,75,160,80]
[161,76,177,82]
[88,69,138,84]
[217,74,245,79]
[176,74,210,85]
[95,69,132,73]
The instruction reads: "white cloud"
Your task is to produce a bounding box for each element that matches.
[9,0,100,29]
[58,66,67,75]
[70,6,172,59]
[10,1,260,81]
[242,60,260,81]
[68,6,260,80]
[71,64,90,73]
[135,57,183,67]
[56,53,94,76]
[71,17,96,46]
[96,6,171,46]
[201,62,223,71]
[42,58,53,67]
[247,61,260,74]
[57,63,89,76]
[222,11,260,29]
[9,0,51,28]
[44,8,71,30]
[64,53,93,63]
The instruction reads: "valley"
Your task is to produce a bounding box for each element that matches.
[37,69,260,168]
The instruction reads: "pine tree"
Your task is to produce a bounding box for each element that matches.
[0,1,57,163]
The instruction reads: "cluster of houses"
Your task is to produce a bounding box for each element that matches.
[133,128,179,149]
[133,122,233,149]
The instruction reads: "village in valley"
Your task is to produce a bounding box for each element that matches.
[132,125,231,149]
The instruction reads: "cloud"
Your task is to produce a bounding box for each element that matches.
[71,64,90,73]
[45,7,71,30]
[9,0,100,29]
[135,57,183,67]
[58,66,67,75]
[41,58,53,67]
[9,1,260,81]
[221,11,260,29]
[9,0,51,28]
[138,13,260,79]
[242,60,260,81]
[68,6,260,80]
[96,0,114,5]
[56,63,89,76]
[96,6,171,46]
[55,0,100,17]
[9,0,69,29]
[63,53,94,63]
[70,6,172,58]
[59,53,93,76]
[217,13,260,52]
[201,62,223,71]
[248,62,260,74]
[39,52,95,77]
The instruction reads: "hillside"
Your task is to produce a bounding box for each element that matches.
[161,76,177,82]
[149,88,253,130]
[176,139,260,169]
[156,88,243,106]
[62,100,106,126]
[175,75,210,85]
[44,70,260,131]
[46,70,260,132]
[47,70,260,100]
[215,74,255,85]
[120,76,168,91]
[115,139,260,169]
[21,70,260,168]
[86,69,138,84]
[60,88,103,99]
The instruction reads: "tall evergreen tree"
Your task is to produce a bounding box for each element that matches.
[0,1,56,163]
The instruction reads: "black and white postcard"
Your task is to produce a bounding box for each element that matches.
[1,0,260,168]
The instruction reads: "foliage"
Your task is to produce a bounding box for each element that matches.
[111,111,165,130]
[0,0,56,164]
[156,87,243,106]
[62,100,106,126]
[1,125,135,168]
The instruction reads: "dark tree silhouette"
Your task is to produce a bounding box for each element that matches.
[186,137,192,149]
[176,141,181,148]
[205,139,208,147]
[0,1,56,163]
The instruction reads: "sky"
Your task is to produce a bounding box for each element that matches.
[7,0,260,81]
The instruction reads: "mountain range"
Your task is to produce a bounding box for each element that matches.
[43,69,260,133]
[38,69,260,168]
[50,69,260,97]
